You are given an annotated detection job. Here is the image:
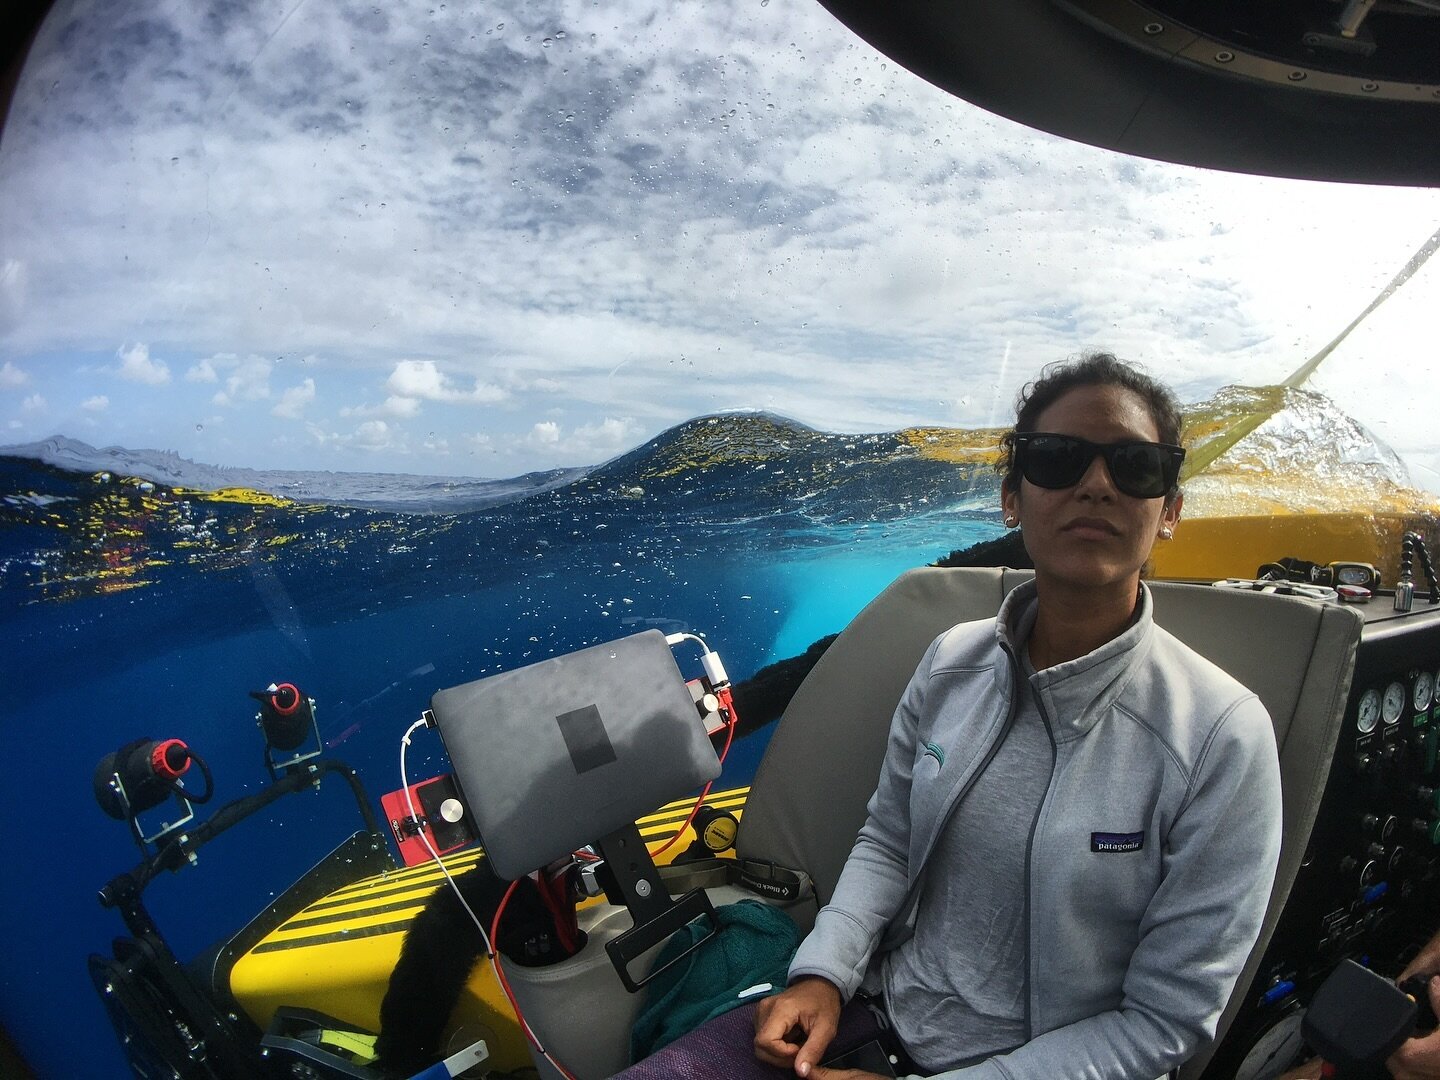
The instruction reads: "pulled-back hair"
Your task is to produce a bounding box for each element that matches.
[997,351,1184,498]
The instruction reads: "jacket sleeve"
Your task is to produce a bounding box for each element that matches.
[928,693,1283,1080]
[786,635,944,1001]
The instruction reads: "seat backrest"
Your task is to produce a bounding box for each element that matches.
[738,567,1011,900]
[736,566,1362,1074]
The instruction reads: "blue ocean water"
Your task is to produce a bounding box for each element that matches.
[0,415,1000,1077]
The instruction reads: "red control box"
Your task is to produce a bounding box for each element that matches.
[380,773,477,867]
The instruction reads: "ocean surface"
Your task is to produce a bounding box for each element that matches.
[0,413,1000,1078]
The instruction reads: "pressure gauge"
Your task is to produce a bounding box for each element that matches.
[1234,1007,1307,1080]
[1415,671,1435,713]
[1384,681,1407,725]
[1358,689,1381,734]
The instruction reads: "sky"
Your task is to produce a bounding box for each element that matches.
[2,0,1440,488]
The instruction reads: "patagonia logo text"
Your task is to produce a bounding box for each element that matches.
[1091,831,1144,853]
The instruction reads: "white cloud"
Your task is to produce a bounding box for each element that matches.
[570,416,639,457]
[519,416,642,463]
[21,393,45,412]
[353,419,393,449]
[384,395,422,417]
[385,360,508,407]
[0,361,28,388]
[115,343,171,385]
[529,420,561,446]
[186,359,218,383]
[213,356,272,406]
[81,394,109,411]
[341,394,421,419]
[271,377,315,419]
[387,360,449,400]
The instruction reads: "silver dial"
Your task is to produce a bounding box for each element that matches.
[1358,689,1381,734]
[1415,671,1435,713]
[1234,1008,1306,1080]
[1384,681,1407,725]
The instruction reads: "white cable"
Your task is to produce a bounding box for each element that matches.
[664,630,712,654]
[399,718,493,957]
[398,718,556,1060]
[666,630,728,685]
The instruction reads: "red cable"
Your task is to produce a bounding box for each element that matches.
[489,879,580,1080]
[648,701,738,860]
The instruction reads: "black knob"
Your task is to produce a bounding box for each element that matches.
[1368,843,1387,860]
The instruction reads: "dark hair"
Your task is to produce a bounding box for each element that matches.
[997,351,1184,498]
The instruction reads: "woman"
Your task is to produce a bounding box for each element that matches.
[753,353,1283,1080]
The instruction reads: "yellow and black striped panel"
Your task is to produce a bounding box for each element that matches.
[229,785,749,1073]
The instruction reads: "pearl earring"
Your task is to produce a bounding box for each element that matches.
[1160,527,1174,540]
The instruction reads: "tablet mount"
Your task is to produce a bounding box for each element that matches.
[592,823,718,993]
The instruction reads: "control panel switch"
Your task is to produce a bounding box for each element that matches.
[1260,979,1297,1007]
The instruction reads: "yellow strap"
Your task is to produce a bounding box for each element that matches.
[316,1028,379,1063]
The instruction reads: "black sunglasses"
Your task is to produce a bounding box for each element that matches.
[1012,433,1185,499]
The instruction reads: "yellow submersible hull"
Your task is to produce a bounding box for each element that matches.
[228,786,751,1074]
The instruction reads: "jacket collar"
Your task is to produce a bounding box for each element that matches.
[994,578,1156,740]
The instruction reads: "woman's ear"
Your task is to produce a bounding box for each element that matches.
[1161,492,1183,535]
[1002,484,1020,528]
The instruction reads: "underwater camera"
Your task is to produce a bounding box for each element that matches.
[250,681,323,779]
[89,683,393,1080]
[92,736,214,852]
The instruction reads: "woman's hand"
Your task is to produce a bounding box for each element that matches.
[753,976,843,1077]
[1399,936,1440,985]
[1388,977,1440,1080]
[803,1069,889,1080]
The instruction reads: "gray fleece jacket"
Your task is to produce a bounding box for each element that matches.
[788,580,1282,1080]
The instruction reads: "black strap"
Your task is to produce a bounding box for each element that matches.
[655,856,814,904]
[737,858,813,903]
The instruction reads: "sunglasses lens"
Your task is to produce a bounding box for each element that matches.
[1022,436,1090,489]
[1109,443,1169,498]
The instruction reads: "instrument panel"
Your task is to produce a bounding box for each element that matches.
[1209,601,1440,1079]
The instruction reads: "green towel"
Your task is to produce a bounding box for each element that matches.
[630,899,801,1061]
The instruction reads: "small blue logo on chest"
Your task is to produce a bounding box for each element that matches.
[1091,831,1144,853]
[922,742,945,768]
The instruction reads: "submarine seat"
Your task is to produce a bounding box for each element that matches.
[510,566,1363,1078]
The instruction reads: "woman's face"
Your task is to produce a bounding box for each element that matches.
[1002,383,1183,598]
